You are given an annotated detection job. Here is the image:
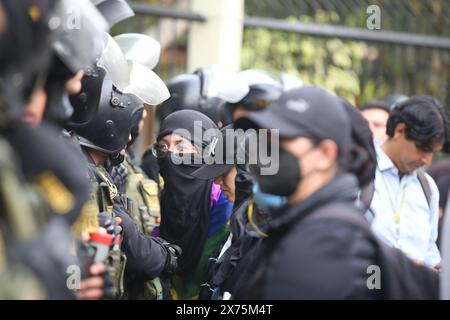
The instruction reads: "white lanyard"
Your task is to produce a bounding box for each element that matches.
[378,167,409,241]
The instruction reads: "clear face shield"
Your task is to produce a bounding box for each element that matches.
[238,69,282,88]
[122,60,170,106]
[49,0,108,73]
[198,65,250,103]
[98,33,169,106]
[279,72,304,91]
[91,0,135,28]
[113,33,161,70]
[97,32,130,89]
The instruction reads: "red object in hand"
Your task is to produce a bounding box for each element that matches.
[89,232,114,263]
[90,232,114,246]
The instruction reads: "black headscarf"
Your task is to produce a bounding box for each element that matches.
[157,110,220,276]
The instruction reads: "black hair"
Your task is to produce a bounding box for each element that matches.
[340,99,377,188]
[359,100,391,114]
[386,96,450,152]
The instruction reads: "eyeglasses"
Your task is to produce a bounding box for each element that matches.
[151,139,198,158]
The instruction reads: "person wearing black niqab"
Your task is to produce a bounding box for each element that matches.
[155,109,232,299]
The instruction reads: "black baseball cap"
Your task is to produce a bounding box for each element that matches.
[234,86,351,154]
[191,125,244,180]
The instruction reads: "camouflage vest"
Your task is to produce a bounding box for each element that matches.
[122,156,163,300]
[77,164,127,299]
[123,156,161,235]
[0,137,47,299]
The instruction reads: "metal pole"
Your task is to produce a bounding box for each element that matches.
[244,16,450,50]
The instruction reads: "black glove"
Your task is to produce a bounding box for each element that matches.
[97,211,120,243]
[153,237,182,275]
[109,163,128,194]
[76,242,115,300]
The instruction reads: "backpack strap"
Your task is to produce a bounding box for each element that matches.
[417,169,432,210]
[360,181,375,209]
[302,203,373,235]
[363,168,432,212]
[359,181,376,224]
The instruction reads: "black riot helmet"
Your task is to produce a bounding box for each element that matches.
[220,69,282,125]
[1,0,107,124]
[91,0,135,29]
[0,0,111,127]
[236,83,282,111]
[0,0,55,110]
[74,79,144,155]
[156,67,249,126]
[67,66,107,128]
[156,73,220,124]
[42,55,78,126]
[42,0,108,126]
[222,83,282,125]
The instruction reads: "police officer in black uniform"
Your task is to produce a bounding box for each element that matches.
[72,67,181,298]
[0,0,114,299]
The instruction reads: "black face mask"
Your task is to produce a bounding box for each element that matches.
[158,154,213,276]
[253,146,315,197]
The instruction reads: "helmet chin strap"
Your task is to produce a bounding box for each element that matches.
[79,136,126,167]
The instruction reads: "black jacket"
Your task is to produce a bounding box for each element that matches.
[115,206,167,280]
[199,198,267,300]
[83,150,168,281]
[239,174,438,300]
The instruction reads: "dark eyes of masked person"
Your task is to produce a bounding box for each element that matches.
[152,134,198,158]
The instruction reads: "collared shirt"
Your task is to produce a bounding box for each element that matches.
[369,143,441,267]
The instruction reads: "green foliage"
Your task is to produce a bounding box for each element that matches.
[242,6,450,108]
[242,23,364,104]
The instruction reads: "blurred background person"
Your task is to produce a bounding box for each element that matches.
[359,100,391,144]
[368,96,450,269]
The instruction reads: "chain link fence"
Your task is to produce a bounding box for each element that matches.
[245,0,450,36]
[243,0,450,107]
